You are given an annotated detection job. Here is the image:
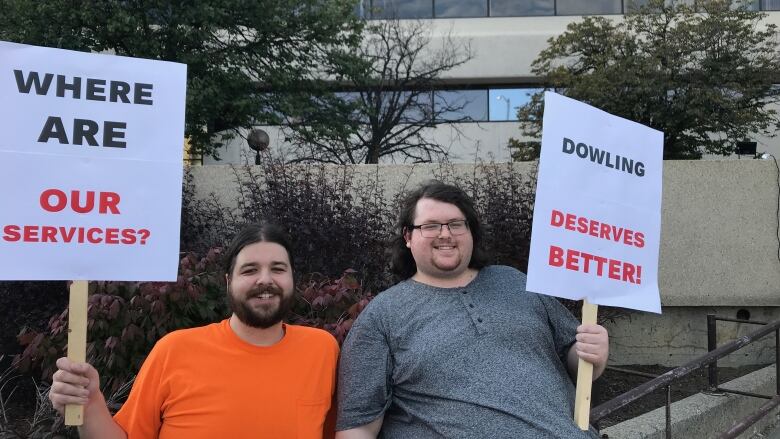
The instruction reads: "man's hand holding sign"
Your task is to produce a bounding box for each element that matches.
[0,41,186,425]
[527,92,664,430]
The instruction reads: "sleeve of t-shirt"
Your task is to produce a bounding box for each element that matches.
[113,336,172,439]
[336,304,393,431]
[538,294,579,363]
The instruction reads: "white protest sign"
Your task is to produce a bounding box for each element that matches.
[0,41,187,281]
[526,92,663,313]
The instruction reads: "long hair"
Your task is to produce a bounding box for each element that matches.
[223,222,295,278]
[390,181,487,279]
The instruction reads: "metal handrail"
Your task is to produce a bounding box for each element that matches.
[591,315,780,433]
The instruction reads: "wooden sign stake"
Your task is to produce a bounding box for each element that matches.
[574,299,598,430]
[65,280,88,426]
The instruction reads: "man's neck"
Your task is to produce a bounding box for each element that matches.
[413,268,478,288]
[229,314,285,346]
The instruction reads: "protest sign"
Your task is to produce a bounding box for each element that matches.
[0,41,186,425]
[526,92,663,429]
[0,41,187,281]
[527,91,663,314]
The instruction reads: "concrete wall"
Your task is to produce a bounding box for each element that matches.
[189,159,780,365]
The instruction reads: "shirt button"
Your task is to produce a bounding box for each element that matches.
[469,304,474,308]
[461,290,468,295]
[477,318,483,323]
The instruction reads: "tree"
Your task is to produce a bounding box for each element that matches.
[0,0,363,159]
[279,19,474,164]
[511,0,780,160]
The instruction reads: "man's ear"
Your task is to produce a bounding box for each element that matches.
[403,227,411,248]
[225,273,230,287]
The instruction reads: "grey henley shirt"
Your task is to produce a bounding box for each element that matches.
[337,265,599,438]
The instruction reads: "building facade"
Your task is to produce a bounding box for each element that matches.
[206,0,780,164]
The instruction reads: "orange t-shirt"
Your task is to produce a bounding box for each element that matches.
[113,320,339,439]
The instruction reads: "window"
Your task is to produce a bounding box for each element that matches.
[370,0,432,18]
[435,0,488,17]
[489,88,541,121]
[556,0,622,15]
[434,90,488,121]
[490,0,554,16]
[762,0,780,9]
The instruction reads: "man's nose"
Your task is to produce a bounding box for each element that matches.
[438,224,453,237]
[254,268,273,284]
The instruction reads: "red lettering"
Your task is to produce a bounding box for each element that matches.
[565,250,580,271]
[40,189,67,212]
[71,190,95,214]
[41,226,58,242]
[623,229,634,246]
[99,192,121,214]
[636,265,642,284]
[121,229,137,244]
[23,225,39,242]
[622,262,636,283]
[593,255,607,276]
[599,223,610,240]
[581,252,594,273]
[576,217,588,234]
[3,225,20,242]
[588,220,599,237]
[608,259,621,280]
[60,226,76,242]
[87,228,102,243]
[635,232,645,248]
[104,228,119,244]
[549,245,564,267]
[564,214,576,230]
[612,226,624,242]
[551,210,564,227]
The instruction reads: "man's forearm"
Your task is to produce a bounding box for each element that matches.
[77,393,128,439]
[335,416,383,439]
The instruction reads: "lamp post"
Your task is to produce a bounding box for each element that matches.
[496,95,511,120]
[247,128,270,165]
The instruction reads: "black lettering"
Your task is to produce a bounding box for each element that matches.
[576,142,588,158]
[37,116,69,144]
[14,70,53,95]
[56,75,81,99]
[562,137,575,154]
[110,81,131,103]
[86,78,107,101]
[635,162,645,177]
[73,119,99,146]
[103,121,127,148]
[605,152,614,168]
[588,145,606,164]
[134,83,153,105]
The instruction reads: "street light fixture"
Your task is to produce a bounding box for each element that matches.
[496,95,511,120]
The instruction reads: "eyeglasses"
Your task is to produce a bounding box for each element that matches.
[409,220,469,238]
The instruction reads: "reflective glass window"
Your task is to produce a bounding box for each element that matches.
[762,0,780,9]
[557,0,622,15]
[434,90,488,122]
[490,0,554,16]
[435,0,488,17]
[370,0,433,18]
[488,88,540,121]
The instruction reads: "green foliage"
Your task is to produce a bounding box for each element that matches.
[14,250,226,394]
[513,0,780,160]
[0,0,364,159]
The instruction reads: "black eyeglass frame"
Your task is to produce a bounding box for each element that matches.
[408,220,470,237]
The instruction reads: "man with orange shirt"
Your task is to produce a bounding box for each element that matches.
[48,223,339,439]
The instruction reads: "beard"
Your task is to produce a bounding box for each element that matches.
[227,283,294,329]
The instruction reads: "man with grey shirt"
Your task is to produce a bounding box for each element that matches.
[336,181,608,438]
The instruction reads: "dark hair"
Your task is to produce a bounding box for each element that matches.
[390,180,487,279]
[223,222,295,277]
